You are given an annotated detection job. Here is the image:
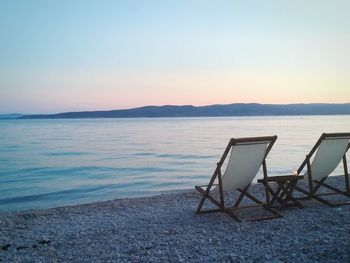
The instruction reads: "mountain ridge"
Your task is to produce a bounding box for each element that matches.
[0,113,25,119]
[19,103,350,119]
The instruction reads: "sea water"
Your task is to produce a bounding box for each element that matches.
[0,116,349,212]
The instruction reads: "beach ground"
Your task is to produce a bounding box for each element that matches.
[1,176,350,262]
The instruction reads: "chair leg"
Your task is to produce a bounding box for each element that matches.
[294,185,312,199]
[195,186,224,213]
[281,181,304,208]
[343,155,349,193]
[195,186,208,213]
[270,184,282,205]
[310,194,337,207]
[195,169,221,213]
[295,180,350,207]
[317,180,350,197]
[233,192,245,207]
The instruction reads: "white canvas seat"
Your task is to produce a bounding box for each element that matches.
[295,133,350,207]
[195,136,281,222]
[221,142,269,191]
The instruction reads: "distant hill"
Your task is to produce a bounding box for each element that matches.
[0,113,25,119]
[19,103,350,119]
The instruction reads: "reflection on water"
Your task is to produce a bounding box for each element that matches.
[0,116,349,211]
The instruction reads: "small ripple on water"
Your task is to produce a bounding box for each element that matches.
[45,151,91,156]
[156,153,214,159]
[132,152,155,156]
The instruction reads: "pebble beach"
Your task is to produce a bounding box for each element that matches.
[1,176,350,263]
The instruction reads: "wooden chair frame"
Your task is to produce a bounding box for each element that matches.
[258,175,304,209]
[195,136,281,222]
[295,133,350,207]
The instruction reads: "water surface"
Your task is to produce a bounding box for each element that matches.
[0,116,349,211]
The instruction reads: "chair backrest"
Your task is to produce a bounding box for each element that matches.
[221,136,276,191]
[298,133,350,181]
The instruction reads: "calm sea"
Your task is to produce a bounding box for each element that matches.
[0,116,349,212]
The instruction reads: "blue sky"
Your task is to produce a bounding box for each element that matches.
[0,0,349,113]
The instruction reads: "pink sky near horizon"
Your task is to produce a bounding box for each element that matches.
[2,68,349,114]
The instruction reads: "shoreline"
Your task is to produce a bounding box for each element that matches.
[1,176,350,262]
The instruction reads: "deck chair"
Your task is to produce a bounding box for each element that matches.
[195,136,281,222]
[295,133,350,207]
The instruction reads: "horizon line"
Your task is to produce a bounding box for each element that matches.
[3,101,350,116]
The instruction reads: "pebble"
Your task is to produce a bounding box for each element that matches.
[0,176,349,262]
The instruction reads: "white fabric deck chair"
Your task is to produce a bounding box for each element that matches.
[295,133,350,207]
[195,136,281,222]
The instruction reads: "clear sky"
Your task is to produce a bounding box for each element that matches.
[0,0,349,114]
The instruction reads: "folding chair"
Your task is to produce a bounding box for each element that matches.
[295,133,350,207]
[195,136,281,222]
